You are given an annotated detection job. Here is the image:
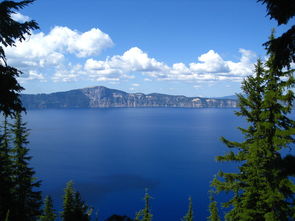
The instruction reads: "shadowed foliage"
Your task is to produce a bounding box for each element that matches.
[105,215,133,221]
[39,195,57,221]
[211,34,295,220]
[0,0,39,116]
[257,0,295,69]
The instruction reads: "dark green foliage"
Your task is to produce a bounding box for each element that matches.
[257,0,295,25]
[105,214,133,221]
[207,194,220,221]
[0,0,39,48]
[135,190,152,221]
[258,0,295,69]
[10,111,42,221]
[211,35,295,220]
[4,210,10,221]
[39,196,57,221]
[62,181,91,221]
[0,0,39,116]
[0,64,25,116]
[0,117,13,220]
[62,181,75,221]
[263,26,295,69]
[182,197,194,221]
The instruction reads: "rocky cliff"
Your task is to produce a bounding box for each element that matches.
[21,86,238,109]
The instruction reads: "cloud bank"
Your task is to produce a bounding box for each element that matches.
[4,26,113,81]
[82,47,256,82]
[3,25,256,84]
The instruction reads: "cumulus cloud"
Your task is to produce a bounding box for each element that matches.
[4,25,256,85]
[81,47,256,83]
[18,70,45,82]
[81,47,167,82]
[11,12,30,22]
[190,50,229,73]
[6,26,113,63]
[3,26,113,82]
[52,64,83,82]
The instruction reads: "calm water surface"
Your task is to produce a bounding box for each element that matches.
[23,108,271,220]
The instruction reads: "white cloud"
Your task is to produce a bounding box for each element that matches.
[11,12,30,22]
[49,27,114,57]
[132,83,140,87]
[82,47,256,83]
[52,64,83,82]
[18,70,46,83]
[6,26,113,63]
[4,25,256,85]
[82,47,166,82]
[190,50,229,73]
[3,26,113,81]
[227,49,256,77]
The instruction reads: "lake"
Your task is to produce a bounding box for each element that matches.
[24,108,253,220]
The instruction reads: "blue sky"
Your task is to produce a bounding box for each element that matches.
[5,0,293,97]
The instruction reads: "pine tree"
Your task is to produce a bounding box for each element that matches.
[135,190,153,221]
[207,194,220,221]
[4,210,10,221]
[257,0,295,70]
[39,196,57,221]
[62,181,91,221]
[72,191,91,221]
[0,0,39,117]
[10,111,42,221]
[211,34,295,220]
[255,32,295,220]
[62,181,75,221]
[182,197,194,221]
[0,117,13,220]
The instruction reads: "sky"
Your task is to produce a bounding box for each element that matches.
[4,0,294,97]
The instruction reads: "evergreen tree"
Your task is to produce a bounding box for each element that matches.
[257,0,295,69]
[4,210,10,221]
[62,181,91,221]
[11,111,42,221]
[72,191,91,221]
[207,194,220,221]
[182,197,194,221]
[39,196,57,221]
[0,117,13,220]
[135,190,153,221]
[0,0,39,117]
[211,34,295,220]
[62,181,75,221]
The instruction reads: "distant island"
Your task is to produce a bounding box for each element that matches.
[21,86,238,109]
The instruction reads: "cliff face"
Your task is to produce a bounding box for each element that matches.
[21,86,238,109]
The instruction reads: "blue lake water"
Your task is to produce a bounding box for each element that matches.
[23,108,281,220]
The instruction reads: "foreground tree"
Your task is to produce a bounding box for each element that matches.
[11,111,42,221]
[105,215,133,221]
[207,196,220,221]
[182,197,194,221]
[257,0,295,69]
[211,37,295,220]
[62,181,91,221]
[39,196,57,221]
[0,0,39,117]
[135,190,153,221]
[0,117,13,220]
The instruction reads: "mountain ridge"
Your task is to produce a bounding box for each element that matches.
[21,86,238,109]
